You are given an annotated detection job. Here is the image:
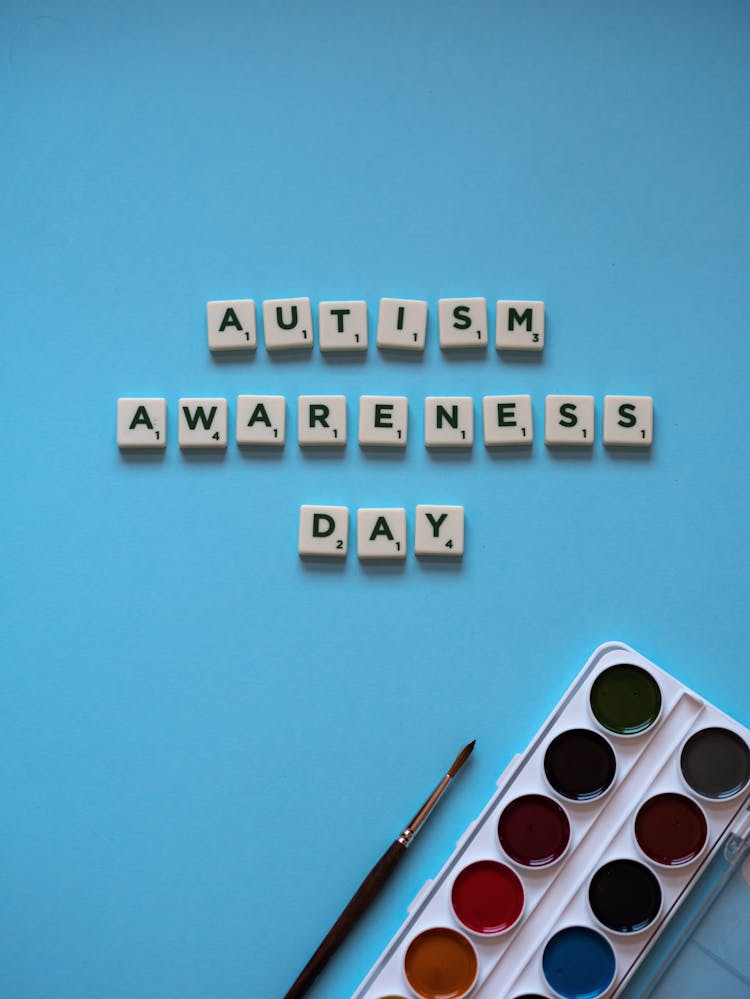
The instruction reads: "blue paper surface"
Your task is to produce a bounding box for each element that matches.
[2,1,750,997]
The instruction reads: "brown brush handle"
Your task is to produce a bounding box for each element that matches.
[283,838,407,999]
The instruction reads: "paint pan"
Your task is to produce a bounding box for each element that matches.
[403,927,477,999]
[352,643,750,999]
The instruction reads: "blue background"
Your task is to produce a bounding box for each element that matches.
[2,1,750,996]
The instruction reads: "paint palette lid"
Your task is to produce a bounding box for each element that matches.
[627,805,750,997]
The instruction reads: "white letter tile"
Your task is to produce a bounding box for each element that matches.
[483,395,533,446]
[603,395,653,447]
[206,299,256,352]
[262,297,313,352]
[298,505,348,558]
[318,301,368,352]
[236,395,285,446]
[438,298,487,349]
[545,395,594,446]
[358,396,408,447]
[496,300,544,351]
[376,298,427,352]
[117,398,166,450]
[357,508,407,560]
[297,396,347,447]
[414,505,464,557]
[178,398,228,450]
[424,397,474,448]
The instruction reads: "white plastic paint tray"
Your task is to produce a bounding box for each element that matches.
[351,642,750,999]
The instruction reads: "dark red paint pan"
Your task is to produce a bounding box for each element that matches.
[498,793,571,868]
[634,792,708,867]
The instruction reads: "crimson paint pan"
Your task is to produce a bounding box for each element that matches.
[543,728,617,802]
[451,859,524,936]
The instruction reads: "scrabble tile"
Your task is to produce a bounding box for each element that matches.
[376,298,428,351]
[603,395,653,447]
[545,395,594,446]
[424,397,474,448]
[414,505,464,557]
[262,297,313,352]
[178,398,228,449]
[357,508,407,560]
[236,395,285,446]
[117,398,166,450]
[318,301,368,352]
[298,505,348,558]
[496,300,544,351]
[358,396,408,447]
[206,299,256,351]
[482,395,533,446]
[438,298,488,349]
[298,396,347,447]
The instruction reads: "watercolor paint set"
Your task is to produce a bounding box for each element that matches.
[351,642,750,999]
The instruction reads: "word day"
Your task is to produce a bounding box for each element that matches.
[298,505,465,560]
[206,296,544,353]
[116,394,653,450]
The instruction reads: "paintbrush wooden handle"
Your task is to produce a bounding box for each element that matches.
[283,838,406,999]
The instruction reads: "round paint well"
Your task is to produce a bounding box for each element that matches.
[680,727,750,800]
[588,858,662,934]
[543,729,617,802]
[451,859,524,935]
[542,926,616,999]
[589,663,662,736]
[498,793,571,868]
[634,792,708,867]
[403,927,478,999]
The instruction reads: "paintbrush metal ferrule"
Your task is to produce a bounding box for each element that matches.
[399,740,476,846]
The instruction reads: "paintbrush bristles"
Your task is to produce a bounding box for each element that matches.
[448,740,476,779]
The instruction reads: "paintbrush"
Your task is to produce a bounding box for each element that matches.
[282,739,476,999]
